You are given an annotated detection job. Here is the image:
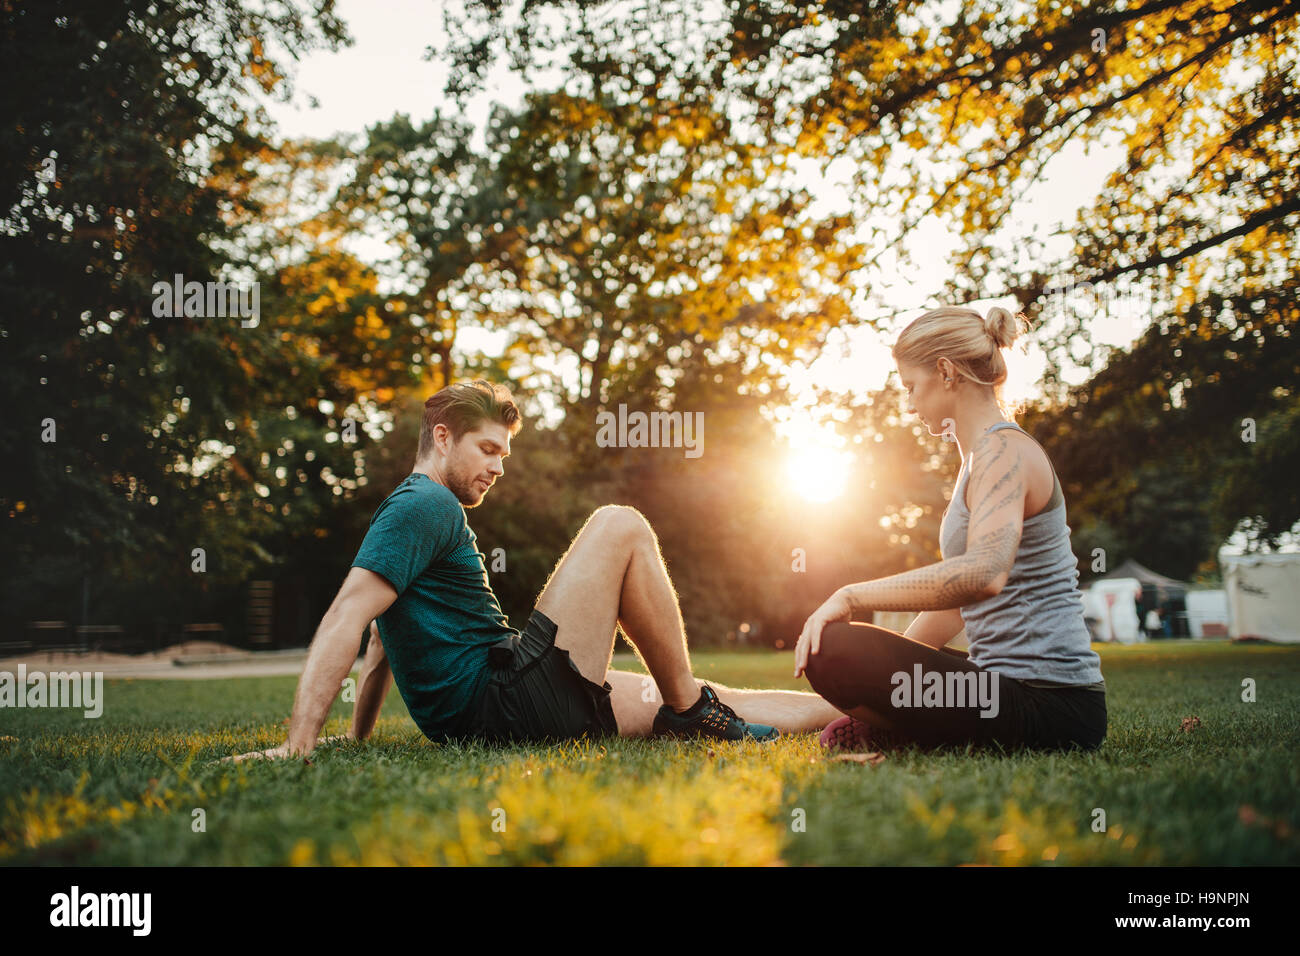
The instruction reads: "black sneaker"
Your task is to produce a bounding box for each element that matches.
[652,685,780,742]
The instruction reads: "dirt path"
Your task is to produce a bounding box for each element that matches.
[0,641,350,679]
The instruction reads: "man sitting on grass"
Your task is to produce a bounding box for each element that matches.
[230,380,839,760]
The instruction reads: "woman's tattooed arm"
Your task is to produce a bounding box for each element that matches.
[840,431,1028,613]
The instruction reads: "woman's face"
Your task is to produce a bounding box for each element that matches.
[897,360,953,437]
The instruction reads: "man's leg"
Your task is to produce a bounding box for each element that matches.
[534,505,840,733]
[603,669,841,737]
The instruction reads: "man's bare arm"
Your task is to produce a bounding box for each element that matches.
[226,567,397,761]
[285,567,397,754]
[349,620,393,741]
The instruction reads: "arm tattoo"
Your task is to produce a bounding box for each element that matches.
[841,433,1027,613]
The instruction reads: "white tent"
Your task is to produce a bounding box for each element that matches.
[1219,551,1300,643]
[1082,578,1144,643]
[1185,590,1230,639]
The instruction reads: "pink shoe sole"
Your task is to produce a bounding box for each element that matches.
[819,715,873,751]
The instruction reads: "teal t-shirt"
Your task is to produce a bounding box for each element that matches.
[350,473,515,740]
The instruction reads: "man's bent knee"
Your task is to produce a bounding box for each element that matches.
[585,504,652,544]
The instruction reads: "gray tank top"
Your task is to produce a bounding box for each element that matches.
[939,421,1105,689]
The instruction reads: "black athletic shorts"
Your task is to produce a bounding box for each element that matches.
[456,609,620,744]
[805,622,1107,752]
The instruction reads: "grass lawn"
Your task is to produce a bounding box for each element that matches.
[2,641,1297,866]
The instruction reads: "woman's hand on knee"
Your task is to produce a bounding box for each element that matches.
[794,588,854,678]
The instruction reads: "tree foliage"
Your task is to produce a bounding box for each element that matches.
[0,1,353,631]
[4,0,1295,647]
[441,0,1300,565]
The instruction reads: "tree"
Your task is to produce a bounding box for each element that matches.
[442,0,1299,565]
[335,87,864,419]
[0,0,349,634]
[1022,287,1300,574]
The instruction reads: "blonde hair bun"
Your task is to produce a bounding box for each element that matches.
[891,303,1024,404]
[984,307,1023,349]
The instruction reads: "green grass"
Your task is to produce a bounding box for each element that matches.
[2,641,1297,865]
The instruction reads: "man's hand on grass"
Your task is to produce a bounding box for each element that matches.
[221,734,349,763]
[222,744,293,763]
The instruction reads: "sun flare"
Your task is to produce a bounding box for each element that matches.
[784,443,853,503]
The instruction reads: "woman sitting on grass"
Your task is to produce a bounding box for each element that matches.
[794,305,1106,753]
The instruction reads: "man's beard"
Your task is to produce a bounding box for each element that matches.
[446,466,486,507]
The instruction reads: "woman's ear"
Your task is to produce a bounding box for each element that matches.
[935,357,955,386]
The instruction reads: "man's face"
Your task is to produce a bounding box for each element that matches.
[442,422,511,508]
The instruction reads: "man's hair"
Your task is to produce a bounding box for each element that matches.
[416,380,523,460]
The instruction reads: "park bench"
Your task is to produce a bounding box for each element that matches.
[178,622,226,650]
[75,624,126,653]
[1,621,76,659]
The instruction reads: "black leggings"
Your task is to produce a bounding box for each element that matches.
[804,622,1107,752]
